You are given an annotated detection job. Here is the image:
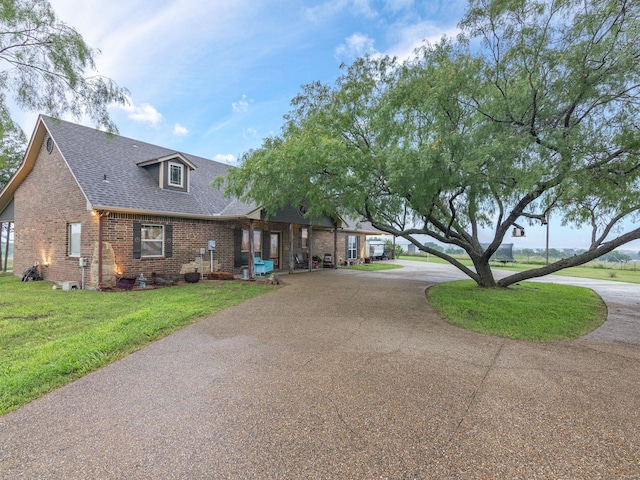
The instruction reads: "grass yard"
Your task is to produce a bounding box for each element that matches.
[346,262,403,271]
[0,274,273,415]
[427,280,606,341]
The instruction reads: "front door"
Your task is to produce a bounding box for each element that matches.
[270,232,280,269]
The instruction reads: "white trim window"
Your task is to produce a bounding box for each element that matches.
[141,224,164,257]
[68,222,81,257]
[347,235,358,260]
[168,161,184,188]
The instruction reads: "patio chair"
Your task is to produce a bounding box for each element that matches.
[294,253,307,269]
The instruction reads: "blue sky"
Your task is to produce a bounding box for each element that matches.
[27,0,463,164]
[13,0,639,251]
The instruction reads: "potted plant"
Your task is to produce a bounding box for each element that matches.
[184,268,200,283]
[312,255,322,268]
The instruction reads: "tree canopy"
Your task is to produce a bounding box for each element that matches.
[0,0,128,186]
[222,0,640,287]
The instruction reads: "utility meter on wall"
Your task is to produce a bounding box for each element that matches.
[208,240,216,251]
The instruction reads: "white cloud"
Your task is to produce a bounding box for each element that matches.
[384,21,460,61]
[213,153,237,164]
[335,33,377,60]
[232,94,253,113]
[173,123,189,136]
[351,0,377,18]
[243,127,258,139]
[118,98,163,126]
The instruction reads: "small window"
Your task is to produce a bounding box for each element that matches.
[299,227,308,248]
[168,162,184,188]
[68,223,81,257]
[141,224,164,257]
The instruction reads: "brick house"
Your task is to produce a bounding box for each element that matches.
[0,116,376,288]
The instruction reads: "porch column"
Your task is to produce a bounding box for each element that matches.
[289,223,294,274]
[249,219,254,278]
[0,221,4,272]
[308,224,313,271]
[333,221,338,269]
[3,221,10,272]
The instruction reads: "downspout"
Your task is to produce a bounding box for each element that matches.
[98,212,104,290]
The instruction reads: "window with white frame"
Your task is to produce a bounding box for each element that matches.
[168,161,184,188]
[68,222,81,257]
[347,235,358,260]
[141,224,164,257]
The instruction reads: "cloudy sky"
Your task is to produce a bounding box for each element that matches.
[13,0,638,251]
[29,0,462,164]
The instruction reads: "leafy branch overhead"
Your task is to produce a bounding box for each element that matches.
[0,0,129,186]
[223,0,640,288]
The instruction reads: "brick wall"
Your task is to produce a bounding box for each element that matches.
[103,213,238,280]
[12,133,367,286]
[13,135,97,286]
[311,229,366,265]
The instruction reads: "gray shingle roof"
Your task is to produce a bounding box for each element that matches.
[42,116,258,218]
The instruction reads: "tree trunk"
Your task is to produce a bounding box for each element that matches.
[471,256,498,288]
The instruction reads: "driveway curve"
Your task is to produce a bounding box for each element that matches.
[1,261,639,479]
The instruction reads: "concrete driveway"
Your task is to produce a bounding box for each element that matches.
[1,261,639,479]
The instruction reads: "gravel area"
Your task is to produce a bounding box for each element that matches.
[1,261,639,479]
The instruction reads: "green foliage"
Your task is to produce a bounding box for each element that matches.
[223,0,640,288]
[600,251,632,263]
[0,103,26,189]
[427,280,606,341]
[0,0,129,179]
[0,276,273,414]
[383,239,404,258]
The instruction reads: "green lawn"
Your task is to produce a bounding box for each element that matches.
[346,262,403,271]
[427,280,606,341]
[0,255,624,414]
[0,274,273,415]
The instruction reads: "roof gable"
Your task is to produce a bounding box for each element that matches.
[137,153,197,170]
[34,115,257,218]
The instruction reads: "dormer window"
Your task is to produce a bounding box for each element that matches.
[168,162,184,188]
[137,153,196,193]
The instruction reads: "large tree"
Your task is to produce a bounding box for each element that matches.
[222,0,640,288]
[0,0,128,184]
[0,100,24,189]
